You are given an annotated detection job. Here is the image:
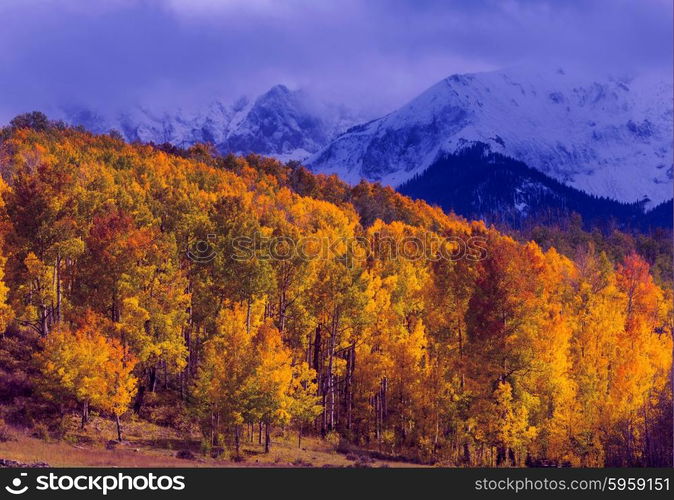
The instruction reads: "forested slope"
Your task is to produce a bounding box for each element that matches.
[0,114,671,466]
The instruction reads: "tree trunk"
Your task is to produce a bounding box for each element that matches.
[313,325,325,434]
[246,298,251,334]
[54,255,62,324]
[298,424,302,448]
[346,344,355,431]
[327,314,339,431]
[133,385,145,413]
[458,324,465,391]
[40,304,49,336]
[278,289,286,333]
[463,442,471,465]
[312,326,321,372]
[264,423,271,453]
[433,415,440,456]
[210,412,215,447]
[497,446,506,466]
[115,414,123,441]
[149,366,157,393]
[81,400,89,429]
[381,377,388,420]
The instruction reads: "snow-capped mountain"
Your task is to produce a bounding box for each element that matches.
[308,67,673,205]
[62,85,360,162]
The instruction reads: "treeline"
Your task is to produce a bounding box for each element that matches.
[398,145,672,232]
[0,113,671,466]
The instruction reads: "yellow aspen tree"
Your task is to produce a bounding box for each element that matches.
[36,311,137,437]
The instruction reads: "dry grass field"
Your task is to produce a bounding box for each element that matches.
[0,415,420,468]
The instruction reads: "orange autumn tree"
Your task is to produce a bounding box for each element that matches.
[607,253,672,465]
[36,310,137,440]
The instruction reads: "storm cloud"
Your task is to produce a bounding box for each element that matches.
[0,0,671,120]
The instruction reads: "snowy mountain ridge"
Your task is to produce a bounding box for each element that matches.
[308,67,673,205]
[62,85,361,162]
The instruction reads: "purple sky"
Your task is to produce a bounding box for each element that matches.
[0,0,671,120]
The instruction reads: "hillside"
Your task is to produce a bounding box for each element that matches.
[398,145,669,231]
[0,114,671,467]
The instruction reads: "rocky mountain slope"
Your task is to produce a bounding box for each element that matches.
[309,67,673,206]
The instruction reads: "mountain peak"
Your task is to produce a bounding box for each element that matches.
[264,84,292,96]
[309,67,673,205]
[60,84,360,162]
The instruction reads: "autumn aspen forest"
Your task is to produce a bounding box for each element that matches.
[0,113,669,469]
[0,2,672,484]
